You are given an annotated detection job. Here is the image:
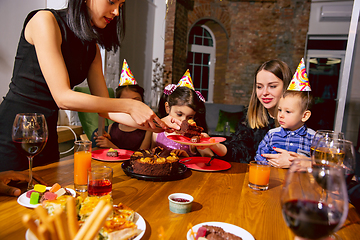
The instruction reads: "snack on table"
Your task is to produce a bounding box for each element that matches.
[79,194,113,221]
[26,183,73,205]
[130,147,179,176]
[106,148,119,157]
[196,225,243,240]
[177,119,203,142]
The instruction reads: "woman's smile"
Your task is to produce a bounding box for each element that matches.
[262,98,273,104]
[104,16,113,24]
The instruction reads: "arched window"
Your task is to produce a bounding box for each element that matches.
[187,24,215,103]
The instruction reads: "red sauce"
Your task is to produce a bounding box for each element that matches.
[172,198,190,202]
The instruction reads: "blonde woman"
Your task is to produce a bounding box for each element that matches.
[208,59,292,163]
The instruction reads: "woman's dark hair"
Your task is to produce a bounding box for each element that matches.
[67,0,125,51]
[158,86,208,132]
[116,85,144,102]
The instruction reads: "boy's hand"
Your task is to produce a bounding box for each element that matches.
[262,147,297,168]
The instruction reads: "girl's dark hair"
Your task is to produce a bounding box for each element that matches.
[116,85,144,102]
[158,87,208,132]
[67,0,125,51]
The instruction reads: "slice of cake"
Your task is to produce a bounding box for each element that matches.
[177,119,204,142]
[107,148,119,157]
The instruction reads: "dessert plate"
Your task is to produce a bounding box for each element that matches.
[167,135,226,146]
[17,187,76,208]
[187,222,254,240]
[26,212,146,240]
[122,161,188,181]
[92,148,134,161]
[180,157,231,171]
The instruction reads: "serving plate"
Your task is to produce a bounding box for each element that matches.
[92,148,134,162]
[167,135,226,146]
[187,222,254,240]
[26,212,146,240]
[121,161,188,181]
[180,157,231,172]
[17,187,76,208]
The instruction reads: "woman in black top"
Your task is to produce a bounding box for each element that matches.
[0,0,177,171]
[208,59,292,163]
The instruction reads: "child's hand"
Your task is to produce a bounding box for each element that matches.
[262,147,295,168]
[195,133,211,150]
[171,149,189,157]
[95,136,115,148]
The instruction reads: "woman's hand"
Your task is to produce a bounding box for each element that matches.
[262,147,298,168]
[0,171,46,197]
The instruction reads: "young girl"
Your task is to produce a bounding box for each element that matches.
[152,71,212,157]
[92,60,152,151]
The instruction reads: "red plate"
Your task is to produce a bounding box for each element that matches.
[179,157,231,171]
[92,149,134,162]
[166,135,226,146]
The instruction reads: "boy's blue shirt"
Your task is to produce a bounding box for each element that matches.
[255,124,315,162]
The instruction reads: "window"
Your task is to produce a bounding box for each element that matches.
[187,25,215,102]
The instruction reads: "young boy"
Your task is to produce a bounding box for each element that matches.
[255,90,315,164]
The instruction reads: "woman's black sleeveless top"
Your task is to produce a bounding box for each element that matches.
[0,9,96,171]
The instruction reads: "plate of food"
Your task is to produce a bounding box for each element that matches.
[167,135,226,146]
[180,157,231,172]
[17,184,76,209]
[92,148,134,161]
[187,222,254,240]
[25,200,146,240]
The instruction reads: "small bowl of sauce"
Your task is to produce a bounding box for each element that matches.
[168,193,194,214]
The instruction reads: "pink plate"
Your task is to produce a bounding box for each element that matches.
[179,157,231,172]
[92,149,134,162]
[167,135,226,146]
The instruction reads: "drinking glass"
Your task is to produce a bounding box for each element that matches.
[248,161,271,190]
[12,113,48,190]
[88,166,113,196]
[312,138,356,182]
[280,158,349,240]
[74,140,92,192]
[310,130,344,156]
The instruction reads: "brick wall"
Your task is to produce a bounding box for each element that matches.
[164,0,311,105]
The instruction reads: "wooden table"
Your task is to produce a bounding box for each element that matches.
[1,156,359,240]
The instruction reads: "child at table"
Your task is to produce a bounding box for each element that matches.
[255,59,315,168]
[92,60,152,151]
[151,70,214,157]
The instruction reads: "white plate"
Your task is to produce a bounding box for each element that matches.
[187,222,254,240]
[17,187,76,208]
[26,212,146,240]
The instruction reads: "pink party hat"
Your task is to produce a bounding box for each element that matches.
[288,58,311,91]
[119,59,137,86]
[177,69,195,90]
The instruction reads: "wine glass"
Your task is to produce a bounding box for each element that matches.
[281,158,349,240]
[12,113,48,190]
[310,130,344,157]
[312,138,356,184]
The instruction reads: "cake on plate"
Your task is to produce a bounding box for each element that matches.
[106,148,119,157]
[177,119,204,143]
[130,147,179,176]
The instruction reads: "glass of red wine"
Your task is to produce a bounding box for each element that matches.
[12,113,48,190]
[280,158,349,240]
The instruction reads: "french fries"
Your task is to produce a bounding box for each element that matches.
[22,197,112,240]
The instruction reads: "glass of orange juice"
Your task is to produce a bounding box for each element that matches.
[74,140,92,192]
[248,161,270,190]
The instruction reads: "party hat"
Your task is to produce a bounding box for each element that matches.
[177,69,195,90]
[119,59,137,86]
[288,58,311,91]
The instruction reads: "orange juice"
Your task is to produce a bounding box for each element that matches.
[74,151,92,185]
[248,161,270,190]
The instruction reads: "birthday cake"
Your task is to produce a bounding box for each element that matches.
[130,147,179,176]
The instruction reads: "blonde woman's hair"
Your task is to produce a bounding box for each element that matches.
[247,59,292,129]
